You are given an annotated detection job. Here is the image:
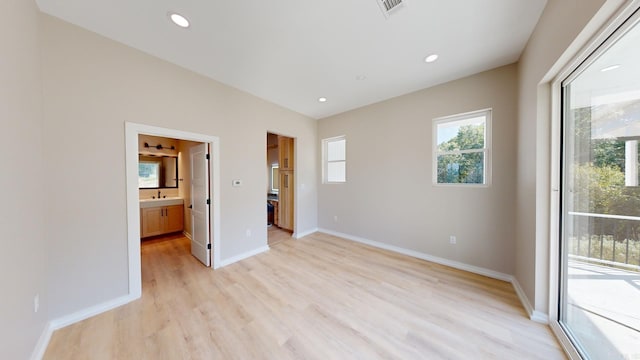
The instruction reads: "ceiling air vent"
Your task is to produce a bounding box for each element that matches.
[378,0,404,18]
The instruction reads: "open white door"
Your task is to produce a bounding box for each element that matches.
[190,143,211,266]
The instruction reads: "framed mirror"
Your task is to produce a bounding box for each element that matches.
[138,155,178,189]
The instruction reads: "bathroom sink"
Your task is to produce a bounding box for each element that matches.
[140,197,184,208]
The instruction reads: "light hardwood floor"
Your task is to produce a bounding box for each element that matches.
[44,232,566,359]
[268,225,292,246]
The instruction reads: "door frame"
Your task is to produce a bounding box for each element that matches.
[125,122,221,299]
[548,2,640,358]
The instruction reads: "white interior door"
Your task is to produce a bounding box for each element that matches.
[190,143,211,266]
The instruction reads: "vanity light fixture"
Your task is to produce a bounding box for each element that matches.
[169,12,190,28]
[425,54,439,63]
[600,64,621,72]
[144,142,175,150]
[318,97,328,103]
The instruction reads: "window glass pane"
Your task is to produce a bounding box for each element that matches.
[437,116,485,151]
[138,162,160,188]
[560,17,640,359]
[437,152,484,184]
[327,161,346,182]
[327,139,346,161]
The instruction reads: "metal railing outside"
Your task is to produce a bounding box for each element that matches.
[567,212,640,271]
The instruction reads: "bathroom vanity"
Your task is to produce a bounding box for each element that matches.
[140,198,184,238]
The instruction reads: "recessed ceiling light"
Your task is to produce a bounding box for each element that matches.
[169,12,190,28]
[318,97,327,103]
[600,64,621,72]
[425,54,439,63]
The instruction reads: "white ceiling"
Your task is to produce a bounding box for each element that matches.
[35,0,547,119]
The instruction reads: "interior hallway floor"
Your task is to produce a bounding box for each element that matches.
[268,225,292,247]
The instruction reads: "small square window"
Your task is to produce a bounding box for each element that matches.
[323,136,346,183]
[433,109,491,185]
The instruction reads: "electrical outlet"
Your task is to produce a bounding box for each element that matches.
[246,229,251,237]
[34,294,39,313]
[333,215,338,223]
[449,236,457,245]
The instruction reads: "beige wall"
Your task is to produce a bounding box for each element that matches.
[515,0,619,314]
[40,14,318,319]
[0,1,48,359]
[317,64,518,275]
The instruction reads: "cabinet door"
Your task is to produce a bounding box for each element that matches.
[164,205,184,233]
[278,136,294,170]
[278,171,294,231]
[273,201,279,226]
[141,207,164,237]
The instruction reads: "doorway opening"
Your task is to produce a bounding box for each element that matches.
[138,134,211,267]
[125,123,220,299]
[266,132,295,246]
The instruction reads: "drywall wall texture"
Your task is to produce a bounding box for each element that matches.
[318,65,518,275]
[516,0,613,314]
[39,14,318,319]
[0,1,48,359]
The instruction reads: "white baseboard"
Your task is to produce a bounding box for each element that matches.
[501,272,550,324]
[219,245,270,267]
[316,228,551,324]
[531,310,550,324]
[294,228,318,239]
[30,322,53,360]
[183,231,192,240]
[49,294,137,330]
[512,278,536,320]
[318,228,512,282]
[30,294,137,360]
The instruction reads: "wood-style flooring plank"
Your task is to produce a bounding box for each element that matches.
[43,232,565,359]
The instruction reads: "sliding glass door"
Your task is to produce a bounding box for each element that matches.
[560,12,640,359]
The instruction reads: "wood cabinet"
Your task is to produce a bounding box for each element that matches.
[278,171,294,231]
[268,200,279,226]
[272,134,294,231]
[278,136,294,171]
[140,204,184,238]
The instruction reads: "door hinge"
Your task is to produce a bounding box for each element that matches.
[205,154,210,160]
[207,243,211,250]
[206,199,210,205]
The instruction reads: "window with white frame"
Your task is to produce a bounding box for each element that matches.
[323,136,346,183]
[433,109,491,185]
